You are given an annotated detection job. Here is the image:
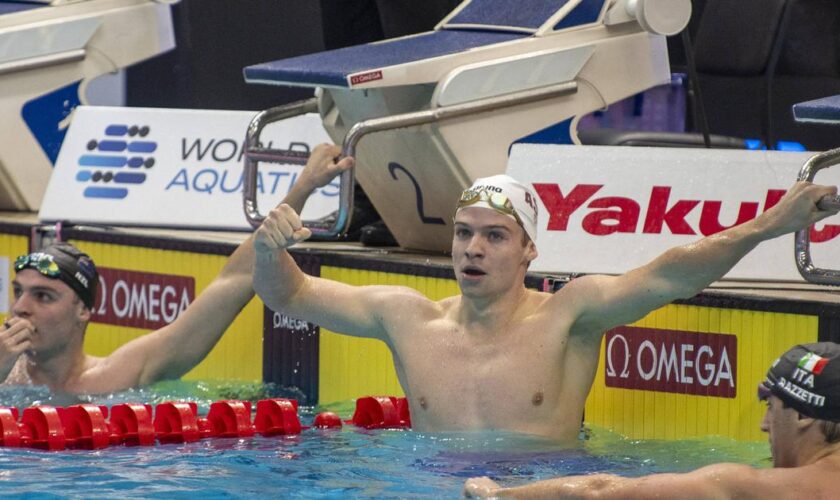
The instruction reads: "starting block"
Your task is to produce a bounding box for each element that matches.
[0,0,177,210]
[244,0,691,250]
[793,94,840,285]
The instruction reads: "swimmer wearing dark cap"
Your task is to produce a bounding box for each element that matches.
[0,144,352,393]
[465,342,840,498]
[13,243,99,309]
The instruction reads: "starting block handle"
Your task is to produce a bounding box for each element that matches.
[243,81,579,239]
[243,98,355,239]
[817,195,840,212]
[795,147,840,285]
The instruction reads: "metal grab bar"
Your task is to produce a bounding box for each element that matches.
[794,147,840,285]
[243,80,579,237]
[243,98,344,231]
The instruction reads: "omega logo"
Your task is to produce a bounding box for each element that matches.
[604,326,738,398]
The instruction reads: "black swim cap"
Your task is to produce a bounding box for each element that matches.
[14,243,99,309]
[763,342,840,422]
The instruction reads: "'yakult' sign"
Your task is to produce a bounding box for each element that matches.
[507,145,840,281]
[92,267,195,330]
[604,326,737,398]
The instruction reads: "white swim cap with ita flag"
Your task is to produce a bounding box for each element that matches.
[456,174,539,243]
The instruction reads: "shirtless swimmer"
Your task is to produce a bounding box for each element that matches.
[253,173,838,440]
[0,144,352,394]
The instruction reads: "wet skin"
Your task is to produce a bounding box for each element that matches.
[254,180,840,440]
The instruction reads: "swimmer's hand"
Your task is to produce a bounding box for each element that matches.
[759,181,839,238]
[0,317,33,382]
[254,203,311,253]
[296,143,354,191]
[464,477,503,498]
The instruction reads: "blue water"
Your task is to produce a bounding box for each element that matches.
[0,382,769,498]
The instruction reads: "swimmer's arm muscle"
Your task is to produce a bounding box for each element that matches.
[101,231,258,387]
[466,464,766,499]
[567,181,838,338]
[94,154,347,388]
[254,249,397,341]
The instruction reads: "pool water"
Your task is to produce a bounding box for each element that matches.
[0,382,770,498]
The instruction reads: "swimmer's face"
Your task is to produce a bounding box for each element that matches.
[760,394,801,468]
[11,270,90,362]
[452,207,537,298]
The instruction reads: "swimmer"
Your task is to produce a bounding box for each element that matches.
[0,144,353,394]
[464,342,840,498]
[253,174,837,440]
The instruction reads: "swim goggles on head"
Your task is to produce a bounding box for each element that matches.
[456,188,524,227]
[14,253,61,278]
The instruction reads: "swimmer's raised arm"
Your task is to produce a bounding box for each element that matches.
[253,182,418,343]
[281,144,350,214]
[464,462,789,499]
[564,181,838,340]
[82,145,352,391]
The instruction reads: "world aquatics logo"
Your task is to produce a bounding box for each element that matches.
[77,124,157,199]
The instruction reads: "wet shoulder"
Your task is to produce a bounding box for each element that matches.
[372,285,442,317]
[520,288,559,317]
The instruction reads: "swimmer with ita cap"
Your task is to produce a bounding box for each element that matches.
[466,342,840,498]
[0,144,352,393]
[254,168,838,440]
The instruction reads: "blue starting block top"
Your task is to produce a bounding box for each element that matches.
[0,1,46,15]
[244,29,524,89]
[244,0,608,89]
[445,0,573,31]
[794,95,840,125]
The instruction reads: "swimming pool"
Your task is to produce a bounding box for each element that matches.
[0,382,769,498]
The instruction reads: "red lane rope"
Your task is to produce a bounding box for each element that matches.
[0,396,411,451]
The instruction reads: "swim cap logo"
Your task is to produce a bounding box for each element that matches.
[77,124,157,199]
[798,352,829,375]
[524,191,537,214]
[74,271,89,288]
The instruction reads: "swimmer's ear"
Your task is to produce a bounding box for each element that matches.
[525,240,538,262]
[76,301,92,324]
[795,412,816,431]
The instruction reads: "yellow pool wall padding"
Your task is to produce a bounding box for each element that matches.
[585,305,817,442]
[74,240,263,382]
[0,234,31,316]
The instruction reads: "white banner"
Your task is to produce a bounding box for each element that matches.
[507,144,840,282]
[39,106,337,230]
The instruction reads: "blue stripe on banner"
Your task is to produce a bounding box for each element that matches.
[105,125,129,137]
[79,155,126,168]
[98,140,127,152]
[127,157,145,168]
[76,171,92,182]
[83,187,128,199]
[114,172,146,184]
[127,141,157,153]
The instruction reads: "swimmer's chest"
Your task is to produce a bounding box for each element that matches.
[395,321,568,397]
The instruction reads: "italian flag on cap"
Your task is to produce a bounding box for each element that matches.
[799,352,829,375]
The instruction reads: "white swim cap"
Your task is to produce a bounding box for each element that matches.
[456,174,538,243]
